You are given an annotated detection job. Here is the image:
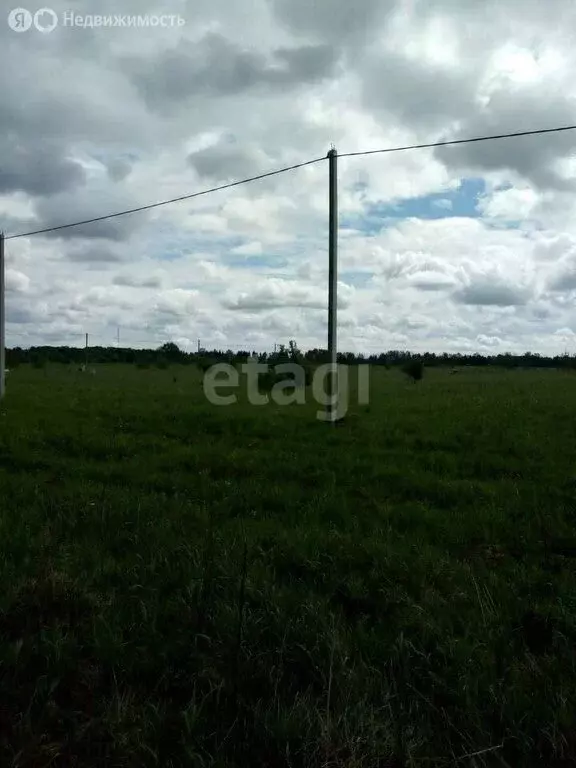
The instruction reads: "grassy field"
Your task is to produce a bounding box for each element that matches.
[1,363,576,767]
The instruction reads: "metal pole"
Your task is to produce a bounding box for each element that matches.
[327,148,338,422]
[0,233,5,400]
[85,333,88,369]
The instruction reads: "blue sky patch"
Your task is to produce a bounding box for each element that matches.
[341,177,487,234]
[224,254,289,270]
[340,271,373,288]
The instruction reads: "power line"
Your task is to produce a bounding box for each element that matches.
[4,124,576,241]
[339,124,576,158]
[5,155,327,241]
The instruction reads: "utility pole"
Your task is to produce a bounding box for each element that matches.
[117,327,120,348]
[327,147,338,423]
[197,339,201,354]
[0,233,5,401]
[85,333,88,369]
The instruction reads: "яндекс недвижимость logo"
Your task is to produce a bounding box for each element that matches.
[8,7,58,32]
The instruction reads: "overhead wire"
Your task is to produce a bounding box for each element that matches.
[4,124,576,240]
[4,155,327,240]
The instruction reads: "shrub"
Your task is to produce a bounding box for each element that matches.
[258,369,278,392]
[257,364,312,392]
[402,359,424,382]
[198,359,217,374]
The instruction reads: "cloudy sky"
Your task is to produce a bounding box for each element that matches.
[3,0,576,354]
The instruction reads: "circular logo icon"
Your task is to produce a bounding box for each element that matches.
[7,7,32,32]
[33,7,57,33]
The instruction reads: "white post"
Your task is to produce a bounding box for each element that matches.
[0,233,5,400]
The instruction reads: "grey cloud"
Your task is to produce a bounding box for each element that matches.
[34,191,146,242]
[107,159,133,183]
[410,275,456,291]
[392,316,429,331]
[270,0,392,46]
[0,139,86,197]
[66,245,123,263]
[377,253,453,284]
[434,89,576,190]
[189,141,261,181]
[547,259,576,292]
[362,52,475,129]
[224,284,325,311]
[378,254,409,280]
[0,12,153,207]
[113,275,163,288]
[275,44,337,82]
[1,214,38,240]
[531,305,553,320]
[5,304,45,324]
[40,218,136,242]
[225,295,325,311]
[223,280,351,311]
[452,279,531,306]
[149,290,199,320]
[130,33,338,108]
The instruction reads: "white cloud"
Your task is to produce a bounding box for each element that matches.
[5,269,30,294]
[231,241,264,256]
[479,186,540,220]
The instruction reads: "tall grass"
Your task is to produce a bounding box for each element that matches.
[0,364,575,766]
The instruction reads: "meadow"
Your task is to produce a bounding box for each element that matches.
[0,363,575,767]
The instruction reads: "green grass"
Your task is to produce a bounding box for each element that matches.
[1,363,576,766]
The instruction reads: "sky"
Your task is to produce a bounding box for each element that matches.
[3,0,576,355]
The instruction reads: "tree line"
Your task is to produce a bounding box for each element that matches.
[5,341,576,370]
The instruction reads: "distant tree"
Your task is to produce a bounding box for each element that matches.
[288,340,303,363]
[402,359,424,382]
[6,348,22,368]
[198,358,217,373]
[158,342,183,363]
[304,348,330,364]
[268,344,289,365]
[48,349,67,364]
[135,351,153,369]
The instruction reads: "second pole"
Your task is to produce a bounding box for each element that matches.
[327,147,338,423]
